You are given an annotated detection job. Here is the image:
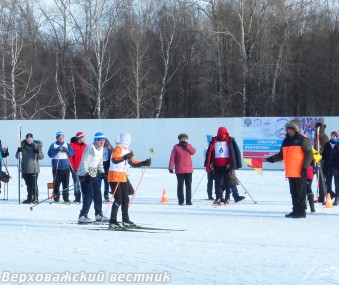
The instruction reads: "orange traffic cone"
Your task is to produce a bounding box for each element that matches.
[325,193,333,208]
[160,189,169,203]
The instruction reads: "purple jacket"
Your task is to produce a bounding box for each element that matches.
[169,143,196,174]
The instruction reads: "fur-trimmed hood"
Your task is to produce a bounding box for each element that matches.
[285,120,300,133]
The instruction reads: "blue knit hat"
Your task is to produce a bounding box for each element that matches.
[56,132,64,139]
[94,132,106,141]
[206,134,213,143]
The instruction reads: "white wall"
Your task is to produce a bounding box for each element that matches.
[1,117,338,169]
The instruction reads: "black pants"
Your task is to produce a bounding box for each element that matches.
[207,172,214,198]
[109,182,129,223]
[176,173,192,204]
[214,166,231,200]
[289,177,307,214]
[52,168,70,201]
[79,176,102,217]
[22,173,39,201]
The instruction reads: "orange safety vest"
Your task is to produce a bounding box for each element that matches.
[283,145,304,178]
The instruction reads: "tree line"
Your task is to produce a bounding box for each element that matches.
[0,0,338,120]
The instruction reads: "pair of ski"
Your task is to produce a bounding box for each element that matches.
[76,221,185,233]
[49,201,72,205]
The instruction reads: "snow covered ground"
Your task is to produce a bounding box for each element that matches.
[1,166,339,285]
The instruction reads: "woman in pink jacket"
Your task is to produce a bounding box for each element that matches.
[169,133,196,205]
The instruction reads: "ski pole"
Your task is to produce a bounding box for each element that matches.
[236,178,257,204]
[128,166,148,208]
[29,180,83,211]
[191,171,206,198]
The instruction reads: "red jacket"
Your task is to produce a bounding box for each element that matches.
[69,141,87,171]
[169,143,196,174]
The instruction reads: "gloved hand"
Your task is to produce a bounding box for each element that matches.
[226,163,232,170]
[84,173,91,184]
[169,169,174,174]
[33,148,39,154]
[123,152,133,160]
[301,168,307,178]
[100,172,107,180]
[266,157,274,163]
[17,147,22,153]
[57,146,63,152]
[141,158,151,167]
[3,148,9,157]
[62,146,69,153]
[209,163,214,171]
[180,141,188,149]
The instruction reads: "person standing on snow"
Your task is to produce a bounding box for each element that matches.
[329,134,339,206]
[169,133,196,205]
[98,138,113,202]
[69,131,87,204]
[78,132,108,223]
[205,127,242,205]
[0,140,9,193]
[313,122,329,203]
[47,132,74,203]
[265,120,313,218]
[204,134,214,200]
[107,132,151,229]
[322,130,338,202]
[15,133,44,204]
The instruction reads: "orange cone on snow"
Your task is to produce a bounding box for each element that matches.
[160,189,169,203]
[325,193,333,208]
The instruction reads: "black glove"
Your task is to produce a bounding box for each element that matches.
[301,168,307,178]
[266,157,275,163]
[226,163,232,170]
[180,141,188,149]
[33,148,39,154]
[209,163,214,171]
[62,146,69,153]
[100,172,107,180]
[169,169,174,173]
[2,148,9,157]
[57,146,63,151]
[141,158,151,167]
[123,152,133,160]
[84,173,91,184]
[17,147,22,153]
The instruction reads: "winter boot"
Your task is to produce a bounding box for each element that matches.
[122,220,136,227]
[95,214,109,222]
[78,215,93,224]
[285,211,296,218]
[292,210,306,218]
[233,193,245,203]
[308,193,315,212]
[109,221,122,229]
[333,198,339,206]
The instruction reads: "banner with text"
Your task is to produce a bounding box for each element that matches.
[242,117,324,158]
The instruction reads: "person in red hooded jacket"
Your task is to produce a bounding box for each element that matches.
[169,133,196,205]
[205,127,243,204]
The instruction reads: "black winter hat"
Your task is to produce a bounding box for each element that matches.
[178,133,188,140]
[26,133,33,138]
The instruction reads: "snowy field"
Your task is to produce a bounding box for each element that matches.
[1,166,339,285]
